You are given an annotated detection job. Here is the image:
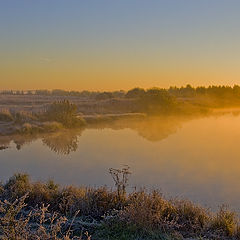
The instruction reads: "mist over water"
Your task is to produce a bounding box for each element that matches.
[1,113,240,211]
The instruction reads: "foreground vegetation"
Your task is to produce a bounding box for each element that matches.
[0,171,240,239]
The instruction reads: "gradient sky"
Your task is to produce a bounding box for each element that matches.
[1,0,240,91]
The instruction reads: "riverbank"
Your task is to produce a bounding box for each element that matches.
[0,112,146,136]
[0,173,239,240]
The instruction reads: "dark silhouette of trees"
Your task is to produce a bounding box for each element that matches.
[167,85,240,99]
[125,87,145,98]
[139,88,177,113]
[95,92,114,100]
[1,84,240,100]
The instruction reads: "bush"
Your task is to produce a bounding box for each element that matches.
[45,100,86,128]
[210,206,238,237]
[174,200,209,233]
[4,173,31,199]
[120,190,174,232]
[28,180,59,208]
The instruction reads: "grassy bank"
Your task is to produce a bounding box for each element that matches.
[0,173,240,240]
[0,100,87,136]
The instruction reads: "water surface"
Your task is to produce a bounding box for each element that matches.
[1,114,240,211]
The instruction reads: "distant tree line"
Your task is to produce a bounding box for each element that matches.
[125,85,240,112]
[2,85,240,116]
[126,85,240,99]
[2,85,240,99]
[2,85,240,108]
[0,89,125,99]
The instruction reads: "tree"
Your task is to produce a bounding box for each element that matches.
[125,88,145,98]
[140,88,177,113]
[45,100,85,128]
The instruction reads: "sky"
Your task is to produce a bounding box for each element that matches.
[1,0,240,91]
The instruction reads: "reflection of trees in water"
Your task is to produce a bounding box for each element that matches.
[13,136,36,150]
[0,130,81,154]
[0,137,11,150]
[0,145,9,150]
[0,135,36,151]
[130,117,183,142]
[89,116,186,142]
[42,131,80,155]
[0,116,190,154]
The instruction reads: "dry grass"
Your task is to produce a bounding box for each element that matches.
[0,194,91,240]
[1,173,240,239]
[14,111,37,124]
[0,109,14,122]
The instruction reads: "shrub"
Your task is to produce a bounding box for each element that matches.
[4,173,31,199]
[174,200,209,234]
[28,180,60,209]
[59,186,120,219]
[120,190,174,232]
[45,100,86,128]
[58,186,87,217]
[210,206,238,237]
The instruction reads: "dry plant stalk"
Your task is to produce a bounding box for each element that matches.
[109,165,131,202]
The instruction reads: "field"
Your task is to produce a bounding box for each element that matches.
[0,94,138,115]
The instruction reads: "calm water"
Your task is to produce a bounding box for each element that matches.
[1,113,240,211]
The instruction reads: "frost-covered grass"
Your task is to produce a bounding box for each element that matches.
[0,173,240,239]
[0,100,86,136]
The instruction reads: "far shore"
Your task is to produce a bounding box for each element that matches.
[0,112,146,136]
[1,107,240,137]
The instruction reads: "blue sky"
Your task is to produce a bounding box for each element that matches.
[1,0,240,90]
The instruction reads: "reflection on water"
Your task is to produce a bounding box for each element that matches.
[42,131,80,155]
[1,113,240,211]
[0,134,39,151]
[0,116,186,154]
[89,116,184,142]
